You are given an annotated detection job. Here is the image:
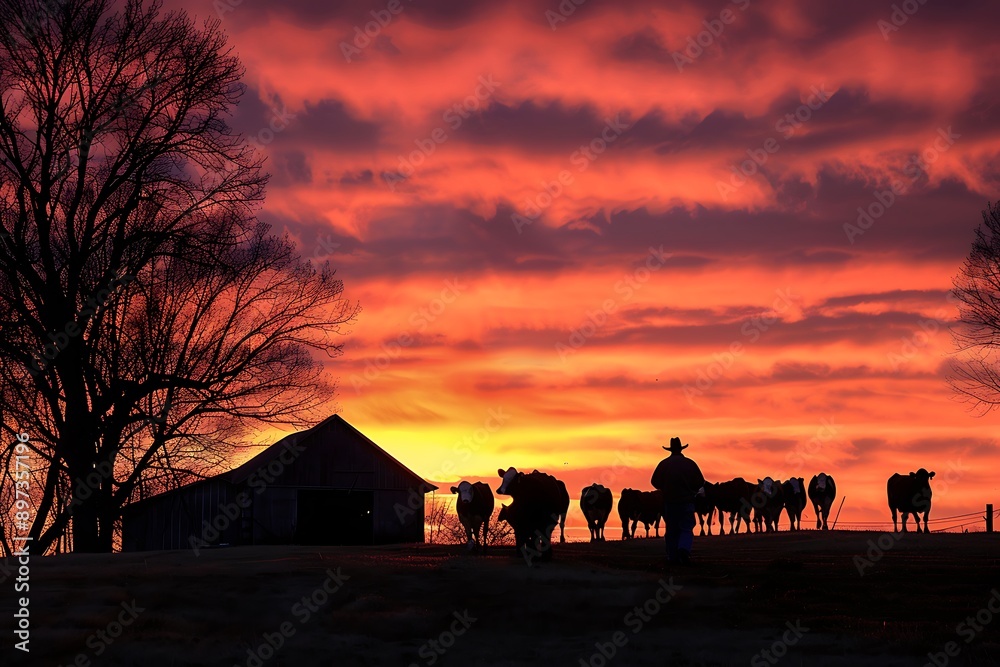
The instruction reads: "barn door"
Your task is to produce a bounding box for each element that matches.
[295,489,374,545]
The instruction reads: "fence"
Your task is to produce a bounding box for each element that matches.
[832,506,1000,533]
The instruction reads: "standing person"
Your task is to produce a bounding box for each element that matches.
[651,436,705,564]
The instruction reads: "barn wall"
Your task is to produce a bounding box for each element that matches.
[251,486,297,544]
[374,489,425,544]
[122,479,241,551]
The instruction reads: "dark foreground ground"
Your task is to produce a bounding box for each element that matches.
[3,530,1000,666]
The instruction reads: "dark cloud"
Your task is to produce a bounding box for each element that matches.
[610,27,673,64]
[338,169,375,186]
[269,150,313,185]
[230,88,380,153]
[283,99,381,151]
[202,0,516,31]
[259,166,988,286]
[460,101,634,152]
[817,289,954,310]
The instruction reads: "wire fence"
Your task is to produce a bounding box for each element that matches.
[831,508,1000,533]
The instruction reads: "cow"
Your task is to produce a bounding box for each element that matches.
[807,473,837,530]
[580,483,613,541]
[637,490,663,538]
[497,502,525,552]
[496,467,570,562]
[694,485,715,536]
[706,478,755,534]
[617,489,662,538]
[496,497,550,564]
[781,477,807,531]
[887,468,935,533]
[450,481,494,550]
[755,477,784,532]
[618,488,641,540]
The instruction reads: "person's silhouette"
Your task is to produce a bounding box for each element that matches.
[651,436,705,564]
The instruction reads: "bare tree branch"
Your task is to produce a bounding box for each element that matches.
[0,0,358,553]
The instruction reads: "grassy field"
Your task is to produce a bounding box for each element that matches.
[3,530,1000,666]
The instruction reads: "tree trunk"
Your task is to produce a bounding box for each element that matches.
[70,472,102,552]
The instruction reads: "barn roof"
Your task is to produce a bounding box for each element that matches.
[127,415,437,511]
[226,414,437,490]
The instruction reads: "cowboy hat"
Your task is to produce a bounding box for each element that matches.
[662,436,689,452]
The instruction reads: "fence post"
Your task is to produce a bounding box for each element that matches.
[987,504,994,534]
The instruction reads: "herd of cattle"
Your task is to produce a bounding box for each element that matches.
[449,467,938,560]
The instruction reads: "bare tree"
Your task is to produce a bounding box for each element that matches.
[424,496,515,547]
[483,507,515,547]
[424,495,452,544]
[0,0,357,553]
[950,203,1000,414]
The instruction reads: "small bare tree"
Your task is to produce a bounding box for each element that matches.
[483,508,515,547]
[424,496,515,547]
[424,495,452,544]
[951,202,1000,413]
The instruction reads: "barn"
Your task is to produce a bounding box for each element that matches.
[121,415,436,551]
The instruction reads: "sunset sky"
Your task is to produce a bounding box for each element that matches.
[170,0,1000,536]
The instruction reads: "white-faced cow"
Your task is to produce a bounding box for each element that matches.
[887,468,935,533]
[450,481,494,550]
[754,477,784,532]
[496,467,570,561]
[807,473,837,530]
[781,477,807,531]
[706,478,755,534]
[580,483,613,541]
[694,485,716,536]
